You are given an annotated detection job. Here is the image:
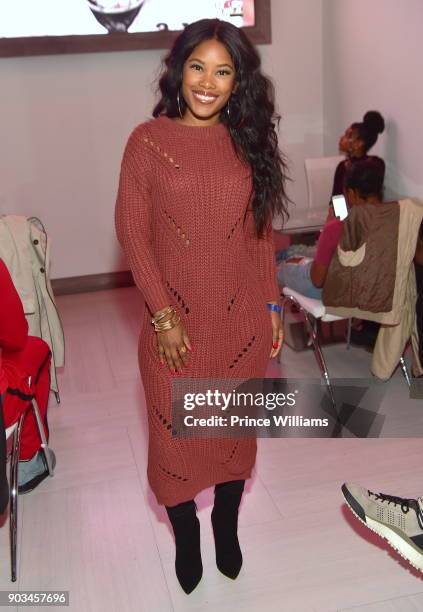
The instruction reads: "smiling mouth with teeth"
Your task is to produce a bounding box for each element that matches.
[192,91,219,103]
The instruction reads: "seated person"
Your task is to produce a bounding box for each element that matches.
[0,258,28,511]
[277,157,386,300]
[327,110,385,222]
[0,258,55,495]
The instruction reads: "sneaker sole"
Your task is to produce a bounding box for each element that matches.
[341,484,423,573]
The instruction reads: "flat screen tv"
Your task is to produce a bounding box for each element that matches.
[0,0,270,57]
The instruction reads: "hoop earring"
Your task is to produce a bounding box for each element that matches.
[226,98,231,120]
[177,90,183,119]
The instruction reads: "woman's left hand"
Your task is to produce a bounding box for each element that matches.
[268,302,283,358]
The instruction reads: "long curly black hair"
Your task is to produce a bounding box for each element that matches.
[152,18,290,237]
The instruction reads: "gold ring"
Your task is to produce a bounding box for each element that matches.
[180,346,187,353]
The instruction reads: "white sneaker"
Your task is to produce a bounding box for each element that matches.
[342,482,423,572]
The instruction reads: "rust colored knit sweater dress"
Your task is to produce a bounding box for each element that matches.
[115,116,280,506]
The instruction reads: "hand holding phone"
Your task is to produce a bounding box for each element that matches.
[332,195,349,220]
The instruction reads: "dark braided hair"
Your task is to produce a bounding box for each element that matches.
[153,19,290,236]
[351,110,385,153]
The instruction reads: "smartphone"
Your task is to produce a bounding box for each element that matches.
[331,195,349,220]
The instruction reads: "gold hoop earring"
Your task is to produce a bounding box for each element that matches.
[177,90,183,119]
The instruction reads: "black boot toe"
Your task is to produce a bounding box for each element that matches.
[211,480,245,580]
[175,555,203,593]
[215,550,242,579]
[166,499,203,594]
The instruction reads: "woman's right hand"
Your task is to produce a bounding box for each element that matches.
[156,321,192,373]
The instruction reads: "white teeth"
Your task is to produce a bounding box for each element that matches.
[193,92,217,103]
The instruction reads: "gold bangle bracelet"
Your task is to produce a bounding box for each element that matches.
[154,311,174,325]
[152,306,172,321]
[151,306,175,325]
[153,313,180,332]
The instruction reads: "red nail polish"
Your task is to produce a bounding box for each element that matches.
[273,342,279,348]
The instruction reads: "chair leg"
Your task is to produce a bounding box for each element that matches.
[302,311,337,411]
[31,399,55,477]
[283,294,337,411]
[399,356,411,388]
[10,415,25,582]
[277,294,287,365]
[346,318,352,350]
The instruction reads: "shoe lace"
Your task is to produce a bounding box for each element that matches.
[369,490,411,513]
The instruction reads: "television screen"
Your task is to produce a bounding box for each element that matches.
[0,0,269,57]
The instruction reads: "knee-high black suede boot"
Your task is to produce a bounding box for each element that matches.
[165,499,203,594]
[211,479,245,579]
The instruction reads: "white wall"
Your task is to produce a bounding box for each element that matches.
[0,48,163,278]
[262,0,324,226]
[0,0,323,279]
[322,0,423,200]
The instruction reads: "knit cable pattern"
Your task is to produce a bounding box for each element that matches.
[115,116,280,506]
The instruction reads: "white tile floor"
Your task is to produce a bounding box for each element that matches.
[1,286,423,612]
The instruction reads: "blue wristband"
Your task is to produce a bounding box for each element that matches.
[267,303,282,313]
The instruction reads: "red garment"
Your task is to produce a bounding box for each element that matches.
[0,259,50,460]
[3,337,51,460]
[115,116,279,506]
[314,220,344,267]
[0,259,28,393]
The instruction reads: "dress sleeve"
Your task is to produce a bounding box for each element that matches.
[115,130,171,315]
[0,259,28,352]
[244,208,280,304]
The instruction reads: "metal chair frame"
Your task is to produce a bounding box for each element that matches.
[280,293,339,410]
[279,292,412,413]
[5,393,55,582]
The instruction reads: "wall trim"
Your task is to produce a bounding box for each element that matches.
[52,270,134,296]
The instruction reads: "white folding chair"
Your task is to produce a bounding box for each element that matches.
[278,286,351,410]
[3,383,55,582]
[279,287,412,409]
[304,156,344,211]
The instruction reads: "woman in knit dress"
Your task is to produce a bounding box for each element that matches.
[115,18,289,594]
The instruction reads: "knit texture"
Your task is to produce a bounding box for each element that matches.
[115,116,280,506]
